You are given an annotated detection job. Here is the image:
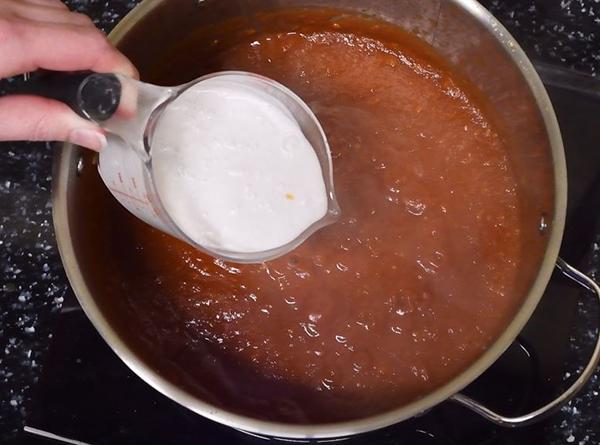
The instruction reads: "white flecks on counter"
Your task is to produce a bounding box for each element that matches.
[485,0,600,76]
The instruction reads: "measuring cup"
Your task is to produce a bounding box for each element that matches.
[17,71,340,263]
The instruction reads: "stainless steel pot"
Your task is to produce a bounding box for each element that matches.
[52,0,600,439]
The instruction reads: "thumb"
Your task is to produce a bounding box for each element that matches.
[0,95,107,151]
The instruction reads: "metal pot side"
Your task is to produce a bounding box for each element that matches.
[52,0,566,439]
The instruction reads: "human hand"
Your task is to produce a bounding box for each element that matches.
[0,0,138,150]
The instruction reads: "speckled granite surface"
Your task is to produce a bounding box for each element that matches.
[483,0,600,76]
[1,0,600,443]
[0,141,64,438]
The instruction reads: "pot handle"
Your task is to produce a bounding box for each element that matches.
[450,257,600,427]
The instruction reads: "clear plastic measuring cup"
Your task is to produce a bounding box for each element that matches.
[90,71,340,263]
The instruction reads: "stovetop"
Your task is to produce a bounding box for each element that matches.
[2,1,600,445]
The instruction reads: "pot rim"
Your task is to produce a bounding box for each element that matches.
[52,0,567,439]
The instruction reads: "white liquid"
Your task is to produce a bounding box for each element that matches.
[151,77,328,254]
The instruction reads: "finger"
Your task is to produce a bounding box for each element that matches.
[10,3,92,25]
[2,19,138,79]
[21,0,69,10]
[0,95,107,151]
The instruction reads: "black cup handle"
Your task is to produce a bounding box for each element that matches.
[10,70,122,122]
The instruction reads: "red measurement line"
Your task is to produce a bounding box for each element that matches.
[108,187,149,205]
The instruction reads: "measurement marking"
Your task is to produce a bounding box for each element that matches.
[131,177,137,190]
[108,187,150,205]
[118,172,123,184]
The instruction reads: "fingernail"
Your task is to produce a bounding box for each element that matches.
[68,129,107,151]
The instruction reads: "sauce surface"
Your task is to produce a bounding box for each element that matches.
[152,76,329,255]
[77,9,550,423]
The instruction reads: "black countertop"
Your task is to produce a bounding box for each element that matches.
[1,0,600,443]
